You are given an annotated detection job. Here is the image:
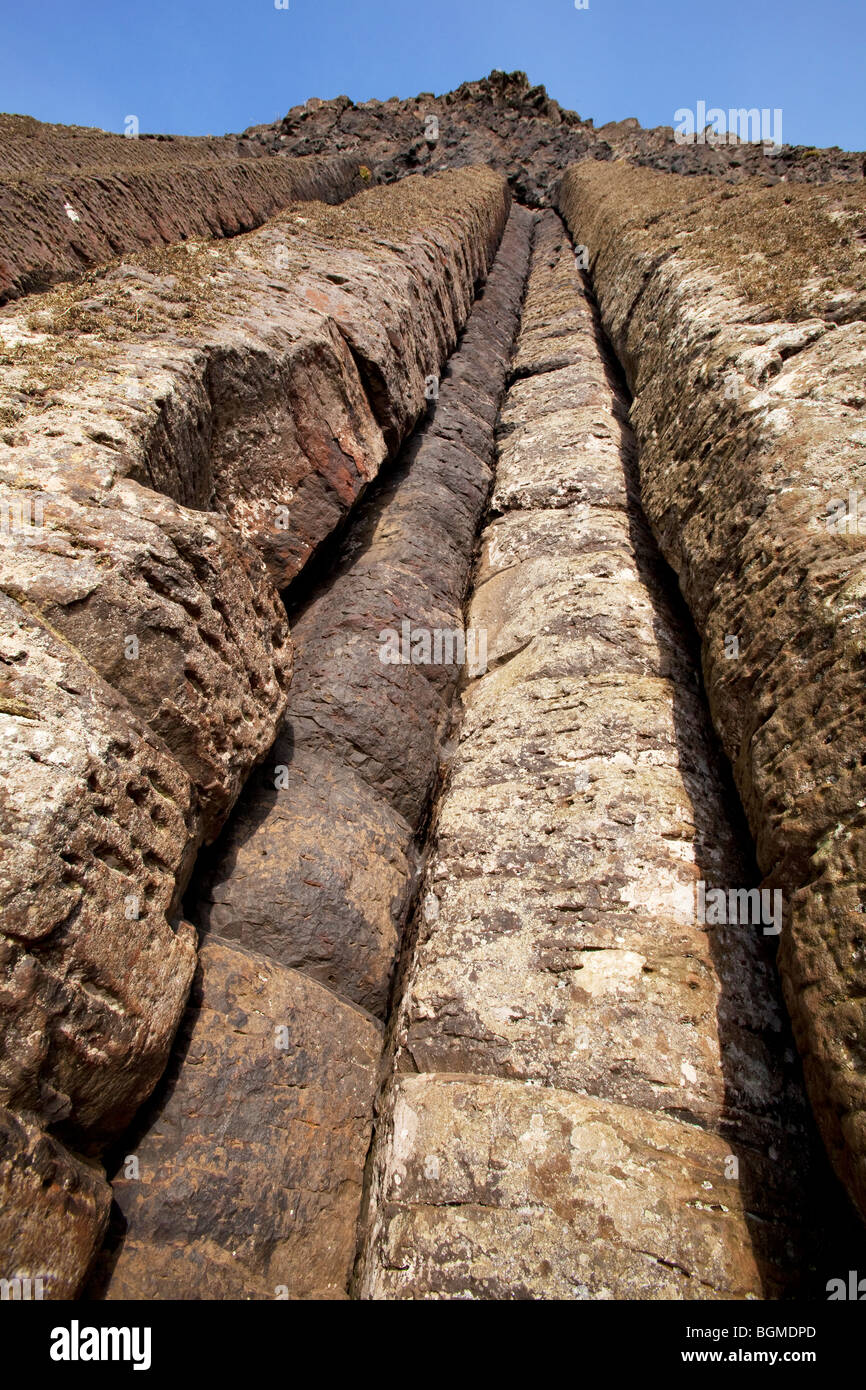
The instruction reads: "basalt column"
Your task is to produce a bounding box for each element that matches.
[94,203,535,1301]
[357,211,813,1301]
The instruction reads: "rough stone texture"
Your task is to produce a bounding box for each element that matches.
[0,166,512,1295]
[0,470,292,844]
[0,591,197,1137]
[94,205,533,1301]
[0,1106,111,1299]
[0,150,368,303]
[359,211,811,1300]
[265,71,864,206]
[95,939,383,1301]
[0,170,507,841]
[195,747,417,1018]
[558,161,866,1220]
[359,1076,794,1300]
[1,167,508,586]
[194,205,534,1019]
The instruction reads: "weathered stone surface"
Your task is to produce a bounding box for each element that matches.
[266,71,864,207]
[0,168,508,854]
[0,591,197,1135]
[0,150,368,303]
[97,939,382,1301]
[0,1107,111,1299]
[558,161,866,1218]
[358,1076,797,1300]
[0,472,292,842]
[196,747,416,1017]
[361,211,811,1299]
[97,205,534,1300]
[193,206,534,1018]
[1,167,508,591]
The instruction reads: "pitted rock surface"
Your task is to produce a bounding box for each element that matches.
[94,939,383,1301]
[558,160,866,1220]
[359,211,812,1300]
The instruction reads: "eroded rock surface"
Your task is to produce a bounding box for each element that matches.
[358,211,812,1300]
[0,1107,110,1299]
[558,162,866,1220]
[0,591,197,1136]
[95,939,383,1301]
[195,204,535,1014]
[268,71,865,205]
[96,204,534,1299]
[0,146,367,303]
[0,167,511,1294]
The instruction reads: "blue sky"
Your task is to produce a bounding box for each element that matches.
[1,0,862,150]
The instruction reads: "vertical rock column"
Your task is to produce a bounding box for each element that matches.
[357,212,811,1300]
[95,203,534,1301]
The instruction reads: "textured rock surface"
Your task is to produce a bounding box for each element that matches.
[0,1106,111,1299]
[195,747,416,1018]
[0,591,197,1136]
[95,205,534,1300]
[94,939,382,1300]
[0,169,507,839]
[194,204,534,1016]
[359,211,811,1300]
[0,149,367,303]
[360,1077,791,1300]
[0,167,511,1292]
[267,71,865,206]
[558,162,866,1219]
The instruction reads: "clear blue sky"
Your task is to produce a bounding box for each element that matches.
[1,0,862,151]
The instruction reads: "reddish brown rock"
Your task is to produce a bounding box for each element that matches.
[0,1107,110,1299]
[194,206,534,1022]
[196,747,416,1017]
[0,147,368,303]
[0,591,197,1135]
[97,939,383,1300]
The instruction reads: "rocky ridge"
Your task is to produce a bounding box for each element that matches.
[1,74,865,1301]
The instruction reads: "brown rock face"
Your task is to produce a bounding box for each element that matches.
[358,211,812,1300]
[267,70,864,205]
[0,591,197,1136]
[196,747,416,1018]
[95,940,383,1301]
[0,166,513,1291]
[195,204,534,1014]
[98,204,534,1299]
[4,79,865,1305]
[557,162,866,1220]
[0,148,368,303]
[0,1108,111,1299]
